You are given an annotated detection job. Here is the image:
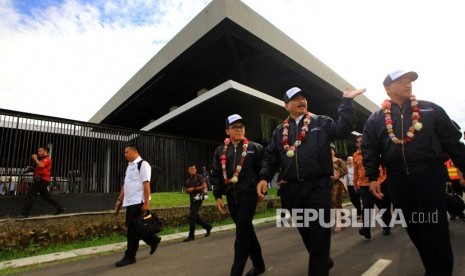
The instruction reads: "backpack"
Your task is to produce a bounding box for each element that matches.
[137,160,156,192]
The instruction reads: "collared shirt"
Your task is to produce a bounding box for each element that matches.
[34,156,51,182]
[353,149,386,187]
[294,114,304,126]
[346,165,354,186]
[123,156,151,207]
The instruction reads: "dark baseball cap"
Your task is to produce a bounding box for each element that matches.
[383,70,418,86]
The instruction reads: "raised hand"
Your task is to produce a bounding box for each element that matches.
[343,85,366,99]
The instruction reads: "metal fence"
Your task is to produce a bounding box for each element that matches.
[0,108,217,195]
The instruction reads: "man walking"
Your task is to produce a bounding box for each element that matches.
[211,114,266,276]
[114,144,161,267]
[363,70,465,275]
[257,86,366,275]
[183,164,212,242]
[18,146,64,218]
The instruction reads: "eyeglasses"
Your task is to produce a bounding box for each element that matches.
[396,79,414,87]
[229,125,245,130]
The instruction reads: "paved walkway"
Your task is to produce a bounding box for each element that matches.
[0,217,275,270]
[6,216,465,276]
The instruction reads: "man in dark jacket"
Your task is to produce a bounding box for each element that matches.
[211,114,266,276]
[183,164,212,242]
[362,70,465,276]
[257,86,366,276]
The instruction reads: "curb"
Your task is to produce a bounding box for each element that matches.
[0,216,276,270]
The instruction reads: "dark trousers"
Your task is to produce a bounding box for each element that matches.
[451,179,464,197]
[359,183,392,232]
[188,200,211,238]
[124,203,158,259]
[227,193,265,276]
[280,177,332,276]
[389,165,453,276]
[347,185,361,216]
[21,180,62,215]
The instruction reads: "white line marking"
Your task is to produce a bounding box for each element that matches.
[361,259,392,276]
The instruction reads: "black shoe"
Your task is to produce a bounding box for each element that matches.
[115,257,136,267]
[205,226,212,237]
[383,228,391,236]
[16,214,29,219]
[183,237,194,242]
[359,228,371,240]
[245,266,265,276]
[56,208,65,215]
[329,257,334,270]
[150,236,162,255]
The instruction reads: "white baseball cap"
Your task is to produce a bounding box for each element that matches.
[383,70,418,86]
[225,114,244,127]
[284,87,307,103]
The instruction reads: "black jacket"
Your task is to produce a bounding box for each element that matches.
[362,99,465,181]
[211,140,264,200]
[259,98,356,182]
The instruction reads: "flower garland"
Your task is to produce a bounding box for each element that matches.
[282,112,310,157]
[381,95,423,145]
[220,137,248,185]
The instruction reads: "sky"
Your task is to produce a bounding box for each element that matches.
[1,0,464,132]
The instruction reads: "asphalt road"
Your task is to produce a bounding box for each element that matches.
[14,218,465,276]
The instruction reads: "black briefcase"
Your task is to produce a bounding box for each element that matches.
[446,186,465,219]
[135,211,162,239]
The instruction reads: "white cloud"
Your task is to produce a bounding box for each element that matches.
[0,0,209,120]
[1,0,465,132]
[242,0,465,130]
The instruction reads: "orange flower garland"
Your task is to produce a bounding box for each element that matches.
[282,112,310,157]
[381,95,422,145]
[221,137,248,185]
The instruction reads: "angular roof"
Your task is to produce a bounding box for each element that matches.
[90,0,377,142]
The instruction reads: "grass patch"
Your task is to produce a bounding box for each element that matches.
[151,191,216,207]
[151,188,279,207]
[0,208,277,264]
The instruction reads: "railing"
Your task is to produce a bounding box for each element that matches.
[0,108,217,195]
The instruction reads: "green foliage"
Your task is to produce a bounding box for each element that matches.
[150,191,216,207]
[0,208,277,263]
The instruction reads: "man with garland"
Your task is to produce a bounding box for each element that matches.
[362,70,465,276]
[210,114,266,276]
[257,86,366,276]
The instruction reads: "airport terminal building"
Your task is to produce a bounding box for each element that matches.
[0,0,378,216]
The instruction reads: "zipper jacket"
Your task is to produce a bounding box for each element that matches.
[259,98,356,182]
[362,99,465,181]
[211,140,264,200]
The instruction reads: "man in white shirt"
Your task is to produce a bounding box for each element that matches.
[114,144,161,267]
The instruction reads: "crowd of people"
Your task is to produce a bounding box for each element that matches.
[111,69,465,276]
[8,69,465,276]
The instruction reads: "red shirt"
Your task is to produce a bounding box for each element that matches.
[34,156,52,182]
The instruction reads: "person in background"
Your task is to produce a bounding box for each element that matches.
[8,177,16,195]
[202,166,211,192]
[353,135,390,239]
[330,144,348,232]
[183,164,212,242]
[114,144,161,267]
[345,156,361,219]
[17,146,64,218]
[0,178,4,196]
